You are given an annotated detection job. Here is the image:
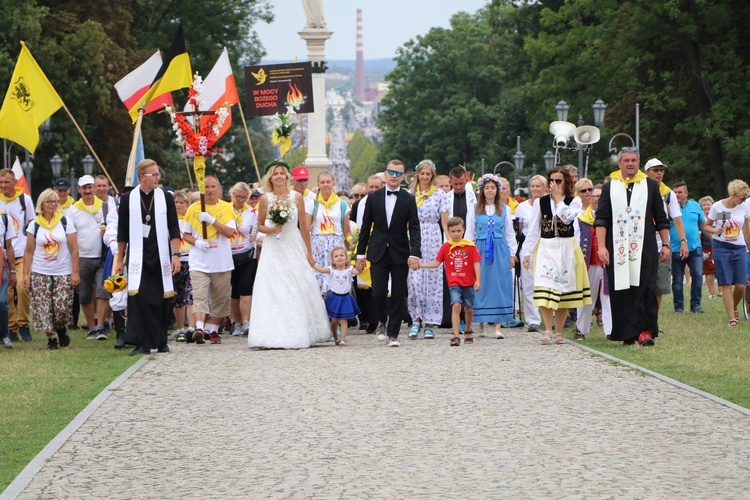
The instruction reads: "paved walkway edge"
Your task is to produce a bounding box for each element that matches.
[567,340,750,417]
[0,356,151,500]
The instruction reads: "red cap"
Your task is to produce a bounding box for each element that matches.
[291,166,310,180]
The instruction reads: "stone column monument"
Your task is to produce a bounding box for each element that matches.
[299,0,332,177]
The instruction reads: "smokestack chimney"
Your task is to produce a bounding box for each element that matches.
[355,9,365,101]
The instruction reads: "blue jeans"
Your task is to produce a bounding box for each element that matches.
[0,267,8,339]
[672,248,703,311]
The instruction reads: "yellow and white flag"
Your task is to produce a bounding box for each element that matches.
[0,42,64,153]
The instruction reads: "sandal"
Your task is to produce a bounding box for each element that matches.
[541,333,552,345]
[338,339,347,346]
[464,331,473,344]
[555,333,565,344]
[408,323,421,339]
[423,328,435,340]
[729,318,740,327]
[450,337,460,347]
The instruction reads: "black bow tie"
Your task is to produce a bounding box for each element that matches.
[387,190,399,196]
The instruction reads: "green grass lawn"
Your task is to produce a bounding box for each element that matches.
[564,290,750,409]
[0,329,138,491]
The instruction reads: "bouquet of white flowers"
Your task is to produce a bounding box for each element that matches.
[267,198,295,239]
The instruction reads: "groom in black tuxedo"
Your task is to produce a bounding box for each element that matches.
[357,160,421,347]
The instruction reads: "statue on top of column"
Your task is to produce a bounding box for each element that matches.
[301,0,326,28]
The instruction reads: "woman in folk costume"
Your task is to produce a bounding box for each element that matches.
[407,160,449,340]
[522,167,591,345]
[594,149,670,346]
[114,159,181,355]
[307,170,351,295]
[472,174,518,339]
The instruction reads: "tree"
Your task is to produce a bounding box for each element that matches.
[348,130,380,182]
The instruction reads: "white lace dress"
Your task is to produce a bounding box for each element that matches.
[248,192,332,349]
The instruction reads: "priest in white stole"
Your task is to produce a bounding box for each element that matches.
[594,149,670,346]
[114,159,181,355]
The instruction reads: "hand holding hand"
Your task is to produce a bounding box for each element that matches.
[356,258,365,272]
[408,257,420,271]
[198,212,216,225]
[195,239,210,251]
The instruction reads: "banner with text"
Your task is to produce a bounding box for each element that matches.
[244,62,314,116]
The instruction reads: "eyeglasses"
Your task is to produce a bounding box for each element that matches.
[234,194,248,200]
[386,169,404,178]
[45,200,59,204]
[550,178,564,185]
[578,187,593,193]
[142,172,161,178]
[621,147,639,153]
[351,194,363,199]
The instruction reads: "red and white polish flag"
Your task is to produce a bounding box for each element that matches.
[185,47,239,140]
[115,51,173,116]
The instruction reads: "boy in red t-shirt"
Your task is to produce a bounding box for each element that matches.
[421,217,481,346]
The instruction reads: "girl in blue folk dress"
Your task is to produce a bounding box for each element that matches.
[472,174,518,339]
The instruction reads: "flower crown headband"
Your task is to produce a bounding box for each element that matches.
[415,159,436,172]
[477,173,502,189]
[264,160,290,175]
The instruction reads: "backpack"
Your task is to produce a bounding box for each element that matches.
[33,216,68,238]
[311,199,348,228]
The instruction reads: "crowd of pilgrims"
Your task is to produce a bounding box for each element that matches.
[1,155,748,351]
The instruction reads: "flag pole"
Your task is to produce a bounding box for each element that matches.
[62,104,119,193]
[125,107,145,188]
[237,103,261,182]
[181,143,195,189]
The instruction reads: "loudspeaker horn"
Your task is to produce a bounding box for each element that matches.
[549,121,577,148]
[574,125,601,146]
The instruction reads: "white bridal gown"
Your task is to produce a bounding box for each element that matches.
[248,191,332,349]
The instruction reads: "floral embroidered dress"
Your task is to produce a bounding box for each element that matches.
[408,188,449,325]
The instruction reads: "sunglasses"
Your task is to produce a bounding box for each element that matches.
[621,147,639,153]
[550,178,564,185]
[578,187,593,193]
[387,169,404,178]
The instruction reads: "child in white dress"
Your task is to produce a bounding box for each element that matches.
[313,247,361,346]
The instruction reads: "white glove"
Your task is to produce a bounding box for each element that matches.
[198,212,216,225]
[109,241,119,256]
[194,239,210,250]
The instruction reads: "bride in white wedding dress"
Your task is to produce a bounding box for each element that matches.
[248,162,332,349]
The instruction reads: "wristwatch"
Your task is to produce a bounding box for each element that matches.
[9,270,16,274]
[680,239,687,243]
[662,243,670,248]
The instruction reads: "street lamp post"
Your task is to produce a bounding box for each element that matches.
[82,155,94,176]
[543,151,556,171]
[493,136,529,195]
[50,154,63,179]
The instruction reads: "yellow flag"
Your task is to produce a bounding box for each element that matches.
[0,42,64,153]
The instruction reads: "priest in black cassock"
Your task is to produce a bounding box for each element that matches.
[113,159,181,355]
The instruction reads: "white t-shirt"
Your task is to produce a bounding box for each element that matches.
[708,200,749,246]
[0,193,34,258]
[0,214,17,257]
[656,189,682,249]
[69,203,105,258]
[182,218,236,273]
[326,266,355,294]
[231,206,258,255]
[306,198,349,236]
[515,200,534,237]
[27,219,77,275]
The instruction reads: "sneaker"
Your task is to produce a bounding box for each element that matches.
[86,329,99,340]
[47,337,59,350]
[563,316,575,328]
[102,321,111,333]
[9,331,18,342]
[574,329,586,341]
[242,322,249,336]
[96,331,108,341]
[338,339,347,347]
[375,323,387,341]
[674,309,684,314]
[387,337,400,347]
[19,326,33,342]
[57,328,70,348]
[638,332,655,346]
[2,337,13,349]
[209,332,222,344]
[708,295,716,299]
[231,323,244,336]
[407,323,421,339]
[494,330,505,339]
[358,322,369,331]
[423,328,435,340]
[157,344,170,353]
[185,327,196,343]
[193,329,206,344]
[690,307,705,314]
[175,332,187,342]
[527,324,540,333]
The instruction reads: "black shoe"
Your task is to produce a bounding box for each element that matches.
[114,335,126,349]
[563,316,575,328]
[358,322,369,331]
[47,337,59,350]
[157,344,170,353]
[129,346,149,356]
[19,325,33,342]
[56,328,70,348]
[9,331,18,342]
[68,324,80,331]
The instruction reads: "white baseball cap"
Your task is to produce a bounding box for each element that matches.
[644,158,668,171]
[78,174,95,186]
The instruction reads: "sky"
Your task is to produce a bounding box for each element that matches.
[255,0,491,61]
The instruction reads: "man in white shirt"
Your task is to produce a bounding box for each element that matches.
[69,175,109,340]
[181,176,236,344]
[0,168,33,342]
